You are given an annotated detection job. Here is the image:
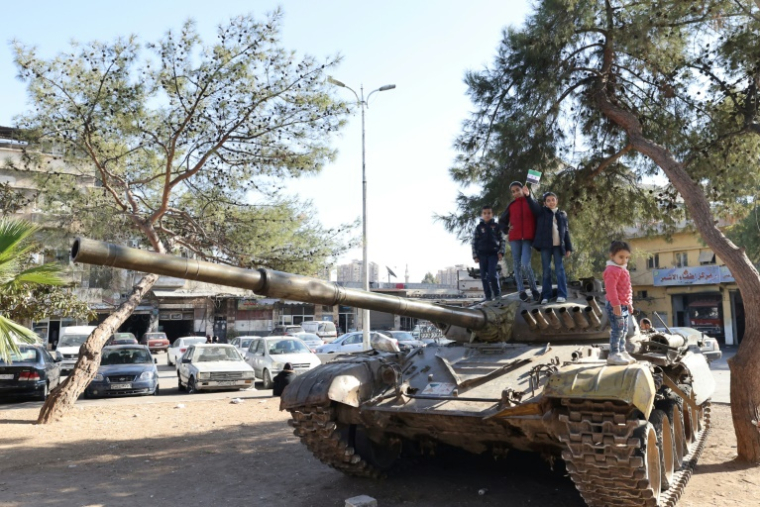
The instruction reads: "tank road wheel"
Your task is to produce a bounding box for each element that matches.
[656,399,686,467]
[559,400,662,507]
[649,409,676,491]
[676,384,696,447]
[288,405,399,479]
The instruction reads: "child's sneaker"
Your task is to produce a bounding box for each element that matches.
[621,351,637,363]
[556,297,566,303]
[607,352,634,365]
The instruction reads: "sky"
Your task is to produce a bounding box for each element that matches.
[0,0,533,283]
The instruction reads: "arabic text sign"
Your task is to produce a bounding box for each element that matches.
[653,265,734,286]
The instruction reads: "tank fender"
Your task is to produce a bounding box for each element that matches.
[280,359,378,410]
[543,363,656,418]
[678,351,716,405]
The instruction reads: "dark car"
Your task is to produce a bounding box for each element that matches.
[0,344,61,401]
[141,332,170,353]
[84,345,159,398]
[106,332,139,346]
[382,331,426,352]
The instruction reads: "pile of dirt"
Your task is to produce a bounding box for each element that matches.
[0,399,756,506]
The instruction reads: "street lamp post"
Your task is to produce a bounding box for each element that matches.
[329,77,396,351]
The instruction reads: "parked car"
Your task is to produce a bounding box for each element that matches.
[84,345,159,398]
[382,331,426,352]
[167,336,208,366]
[177,344,255,393]
[315,331,389,355]
[0,344,61,401]
[300,321,338,343]
[654,326,722,363]
[229,336,257,355]
[244,336,321,389]
[106,332,139,346]
[269,325,304,336]
[141,332,170,353]
[291,332,324,353]
[56,325,97,374]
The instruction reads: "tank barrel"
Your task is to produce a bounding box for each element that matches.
[72,238,488,331]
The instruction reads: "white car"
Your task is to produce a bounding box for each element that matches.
[177,344,255,393]
[244,336,321,389]
[291,332,324,353]
[316,331,389,355]
[167,336,207,366]
[229,336,257,355]
[56,325,97,374]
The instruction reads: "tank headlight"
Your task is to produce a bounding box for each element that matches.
[198,372,210,380]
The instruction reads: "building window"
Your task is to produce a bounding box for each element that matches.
[674,252,688,268]
[647,254,660,269]
[698,250,716,265]
[636,290,648,299]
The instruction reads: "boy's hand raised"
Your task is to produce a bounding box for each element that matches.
[522,186,530,197]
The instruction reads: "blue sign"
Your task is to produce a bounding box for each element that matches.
[653,266,734,286]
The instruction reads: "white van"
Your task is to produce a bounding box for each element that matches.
[300,321,338,343]
[56,326,97,374]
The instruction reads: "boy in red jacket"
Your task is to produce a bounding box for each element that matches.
[603,240,635,365]
[499,182,539,301]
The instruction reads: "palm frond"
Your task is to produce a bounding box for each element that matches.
[0,315,40,363]
[0,219,40,265]
[5,263,65,287]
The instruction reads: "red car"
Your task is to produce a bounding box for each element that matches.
[141,332,170,353]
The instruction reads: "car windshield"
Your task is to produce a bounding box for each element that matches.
[239,338,254,349]
[391,332,415,342]
[268,339,309,355]
[144,333,167,340]
[114,333,136,340]
[59,334,89,347]
[195,347,242,362]
[0,348,38,364]
[295,333,320,343]
[101,348,153,365]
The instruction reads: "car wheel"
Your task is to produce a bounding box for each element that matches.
[187,376,198,394]
[177,375,185,392]
[263,369,273,390]
[167,354,172,366]
[153,385,160,396]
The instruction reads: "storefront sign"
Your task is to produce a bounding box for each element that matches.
[653,265,734,286]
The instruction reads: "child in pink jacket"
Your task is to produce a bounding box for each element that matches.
[603,241,635,365]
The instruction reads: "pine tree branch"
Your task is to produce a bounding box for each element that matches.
[590,144,633,177]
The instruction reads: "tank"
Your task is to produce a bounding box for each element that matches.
[71,238,715,507]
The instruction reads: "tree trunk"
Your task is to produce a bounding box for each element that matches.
[37,273,159,424]
[592,35,760,461]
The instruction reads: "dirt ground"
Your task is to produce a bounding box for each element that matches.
[0,399,757,507]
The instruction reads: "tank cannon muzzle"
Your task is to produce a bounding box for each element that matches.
[71,238,489,333]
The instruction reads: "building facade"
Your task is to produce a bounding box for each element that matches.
[626,227,744,345]
[337,259,379,283]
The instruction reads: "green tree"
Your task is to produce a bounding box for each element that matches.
[0,219,71,361]
[450,0,760,461]
[10,10,352,422]
[421,272,439,284]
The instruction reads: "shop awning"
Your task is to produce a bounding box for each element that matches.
[688,299,721,308]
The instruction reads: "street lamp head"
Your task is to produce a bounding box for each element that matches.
[379,84,396,91]
[327,76,347,88]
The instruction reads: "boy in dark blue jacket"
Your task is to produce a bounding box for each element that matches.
[471,205,506,300]
[527,192,572,304]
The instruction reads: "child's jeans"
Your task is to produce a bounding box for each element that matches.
[606,301,629,354]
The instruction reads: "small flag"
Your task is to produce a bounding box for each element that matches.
[526,170,542,185]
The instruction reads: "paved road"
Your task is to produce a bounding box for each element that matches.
[709,345,734,404]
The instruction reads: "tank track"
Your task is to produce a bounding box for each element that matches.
[287,405,385,479]
[559,399,711,507]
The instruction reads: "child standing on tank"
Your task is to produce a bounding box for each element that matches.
[499,182,540,302]
[527,192,572,304]
[604,240,636,365]
[472,205,506,300]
